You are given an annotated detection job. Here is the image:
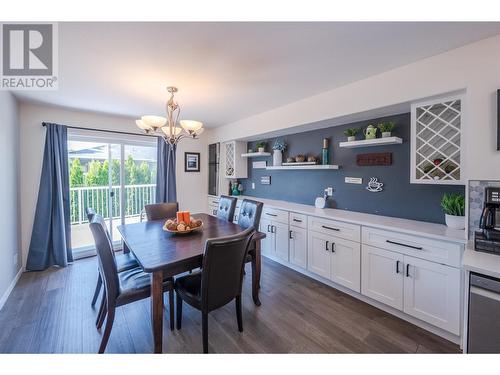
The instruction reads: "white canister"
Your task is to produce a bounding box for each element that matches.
[445,214,465,230]
[273,149,283,166]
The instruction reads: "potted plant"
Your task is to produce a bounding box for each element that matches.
[378,121,395,138]
[343,128,359,142]
[441,193,465,229]
[272,139,287,166]
[256,141,266,153]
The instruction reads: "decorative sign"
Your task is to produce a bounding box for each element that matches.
[357,152,392,166]
[260,176,271,185]
[253,161,267,169]
[366,177,384,192]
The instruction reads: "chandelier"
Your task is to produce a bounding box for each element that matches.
[135,86,204,147]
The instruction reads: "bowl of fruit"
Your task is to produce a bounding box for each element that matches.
[163,211,203,234]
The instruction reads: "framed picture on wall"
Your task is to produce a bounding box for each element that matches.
[185,152,200,172]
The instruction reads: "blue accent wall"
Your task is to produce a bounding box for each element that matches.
[239,113,465,224]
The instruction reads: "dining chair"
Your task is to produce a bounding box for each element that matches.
[236,199,263,275]
[144,202,179,221]
[175,227,255,353]
[217,195,237,222]
[86,208,139,309]
[89,213,175,353]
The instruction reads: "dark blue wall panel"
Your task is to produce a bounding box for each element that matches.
[239,113,465,224]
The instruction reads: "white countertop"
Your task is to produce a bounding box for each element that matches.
[211,194,467,244]
[463,243,500,278]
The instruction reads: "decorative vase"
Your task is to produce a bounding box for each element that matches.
[258,147,265,153]
[445,214,465,230]
[347,136,356,142]
[382,132,391,138]
[273,149,283,166]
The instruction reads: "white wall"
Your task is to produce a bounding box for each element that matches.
[19,102,207,268]
[210,34,500,182]
[0,92,21,308]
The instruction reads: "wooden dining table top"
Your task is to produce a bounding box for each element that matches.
[117,213,265,273]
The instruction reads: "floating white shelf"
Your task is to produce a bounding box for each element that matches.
[241,152,271,157]
[266,164,340,170]
[339,136,403,148]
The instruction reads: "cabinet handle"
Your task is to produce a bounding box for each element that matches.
[406,264,410,277]
[331,242,335,253]
[212,200,219,204]
[267,225,271,233]
[289,230,293,239]
[293,218,302,223]
[386,240,423,251]
[396,260,400,274]
[322,225,340,232]
[325,240,329,251]
[271,225,276,233]
[265,213,278,217]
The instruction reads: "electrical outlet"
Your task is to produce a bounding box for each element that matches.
[345,177,363,184]
[326,187,333,196]
[251,182,255,189]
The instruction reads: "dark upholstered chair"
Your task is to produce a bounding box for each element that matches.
[144,202,179,221]
[175,227,255,353]
[89,213,175,353]
[236,199,263,276]
[217,195,237,222]
[86,208,138,309]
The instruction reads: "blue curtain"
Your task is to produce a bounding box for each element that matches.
[26,123,73,271]
[156,137,177,203]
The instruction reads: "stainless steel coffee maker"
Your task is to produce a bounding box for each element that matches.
[475,187,500,254]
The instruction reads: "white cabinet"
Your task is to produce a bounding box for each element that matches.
[223,141,248,179]
[411,94,464,184]
[260,217,289,262]
[307,230,361,292]
[289,226,307,269]
[403,256,461,335]
[361,245,404,310]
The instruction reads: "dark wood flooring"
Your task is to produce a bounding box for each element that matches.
[0,255,460,353]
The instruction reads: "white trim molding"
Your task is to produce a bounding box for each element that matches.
[0,268,23,311]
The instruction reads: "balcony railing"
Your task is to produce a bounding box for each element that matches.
[70,184,156,224]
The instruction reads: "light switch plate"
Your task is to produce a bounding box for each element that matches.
[345,177,363,184]
[251,182,255,189]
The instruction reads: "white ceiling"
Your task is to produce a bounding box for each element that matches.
[14,22,500,127]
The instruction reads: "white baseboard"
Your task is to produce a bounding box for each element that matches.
[0,267,23,311]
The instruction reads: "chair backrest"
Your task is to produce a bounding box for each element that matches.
[217,195,237,222]
[86,207,96,222]
[144,202,179,221]
[237,199,263,230]
[201,227,255,312]
[89,214,120,300]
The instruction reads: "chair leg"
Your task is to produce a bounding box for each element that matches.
[96,291,107,329]
[169,290,175,331]
[98,305,115,353]
[176,293,183,330]
[202,312,208,354]
[91,273,102,307]
[236,295,243,332]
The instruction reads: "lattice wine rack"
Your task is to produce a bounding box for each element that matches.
[411,95,463,184]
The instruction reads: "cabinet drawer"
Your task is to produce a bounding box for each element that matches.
[308,216,360,242]
[290,212,307,229]
[362,227,462,267]
[262,207,289,224]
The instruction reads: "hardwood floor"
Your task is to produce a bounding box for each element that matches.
[0,255,460,353]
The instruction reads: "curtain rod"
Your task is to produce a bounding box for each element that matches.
[42,123,160,139]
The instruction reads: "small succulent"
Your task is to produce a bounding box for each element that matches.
[343,128,359,137]
[272,139,287,152]
[256,141,266,149]
[378,121,395,133]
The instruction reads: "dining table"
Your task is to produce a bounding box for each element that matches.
[117,213,265,353]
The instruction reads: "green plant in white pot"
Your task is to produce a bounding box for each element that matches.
[378,121,395,138]
[441,193,465,229]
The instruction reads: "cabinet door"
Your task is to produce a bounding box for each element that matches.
[289,226,307,269]
[260,218,274,257]
[361,245,404,310]
[273,221,289,263]
[403,255,461,334]
[307,231,332,279]
[330,237,361,293]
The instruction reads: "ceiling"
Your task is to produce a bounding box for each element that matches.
[14,22,500,127]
